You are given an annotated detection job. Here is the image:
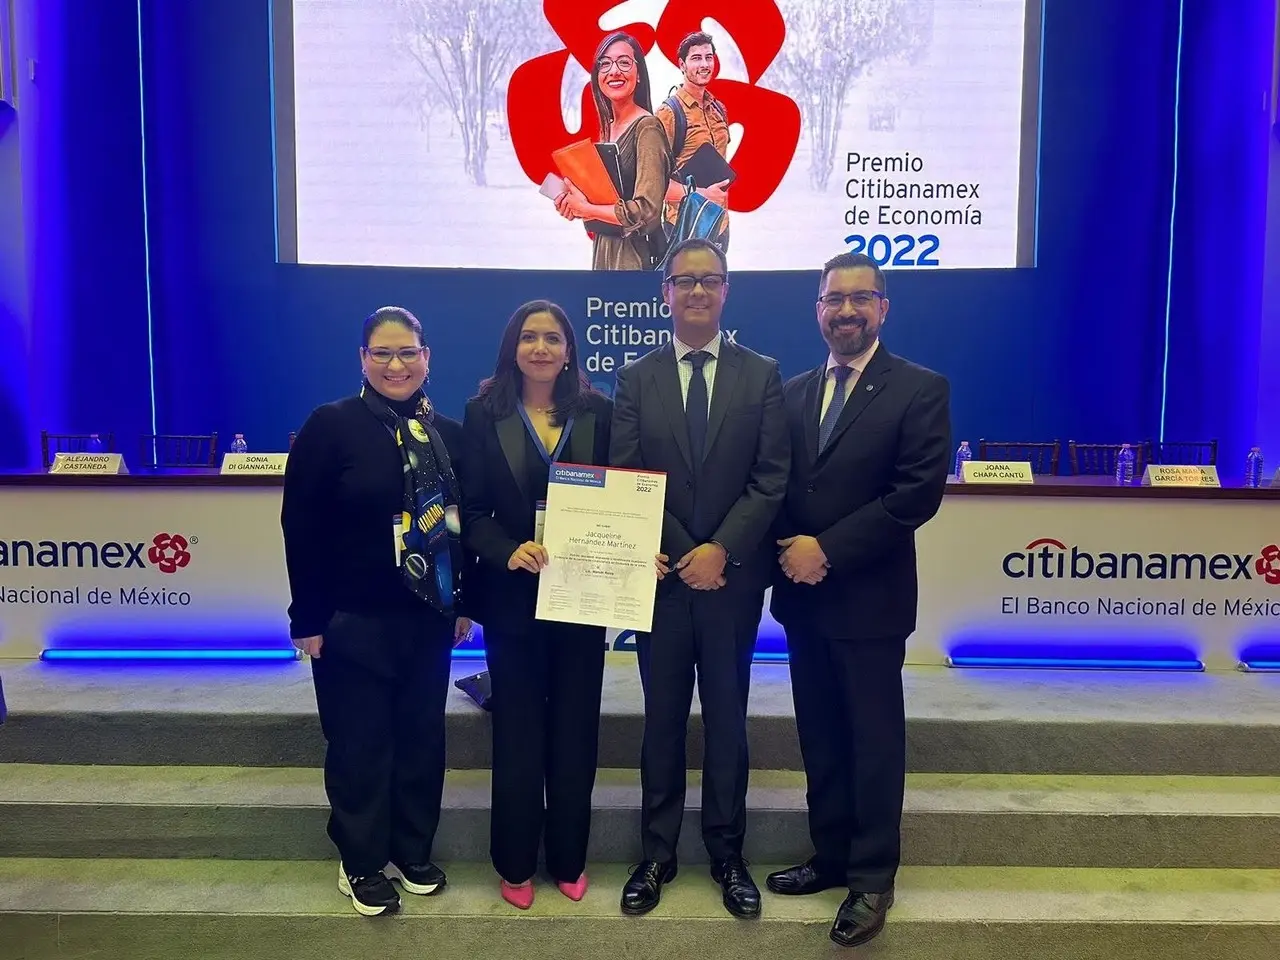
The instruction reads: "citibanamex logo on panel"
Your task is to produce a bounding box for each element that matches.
[1003,538,1280,586]
[0,532,195,574]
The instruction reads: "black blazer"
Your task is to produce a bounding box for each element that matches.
[460,392,613,633]
[609,339,789,593]
[771,345,951,639]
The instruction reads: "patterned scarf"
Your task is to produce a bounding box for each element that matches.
[360,382,463,616]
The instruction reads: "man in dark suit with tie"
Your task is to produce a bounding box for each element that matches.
[766,252,951,948]
[610,237,789,918]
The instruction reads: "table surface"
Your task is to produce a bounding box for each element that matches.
[0,471,1276,499]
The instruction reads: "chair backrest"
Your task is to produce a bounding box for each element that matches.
[1146,439,1218,466]
[1068,441,1149,476]
[977,439,1061,475]
[40,431,115,470]
[141,433,219,468]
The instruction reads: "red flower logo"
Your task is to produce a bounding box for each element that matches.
[1256,544,1280,586]
[507,0,801,213]
[148,533,191,575]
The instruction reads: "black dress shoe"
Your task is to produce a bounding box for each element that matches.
[765,857,845,896]
[710,857,761,918]
[830,889,894,948]
[621,860,677,915]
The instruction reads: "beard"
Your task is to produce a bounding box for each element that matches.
[826,318,876,358]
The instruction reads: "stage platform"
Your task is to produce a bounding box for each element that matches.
[2,657,1279,959]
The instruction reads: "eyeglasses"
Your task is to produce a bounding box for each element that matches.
[597,56,636,73]
[364,347,424,364]
[818,290,883,309]
[665,274,727,293]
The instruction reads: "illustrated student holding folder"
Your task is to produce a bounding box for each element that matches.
[656,31,734,252]
[549,31,671,271]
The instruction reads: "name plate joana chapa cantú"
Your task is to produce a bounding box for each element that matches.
[961,461,1035,484]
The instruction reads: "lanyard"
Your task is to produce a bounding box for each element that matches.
[517,405,574,466]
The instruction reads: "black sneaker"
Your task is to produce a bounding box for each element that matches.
[386,861,447,896]
[337,864,401,916]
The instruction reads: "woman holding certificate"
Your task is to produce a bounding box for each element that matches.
[462,300,615,909]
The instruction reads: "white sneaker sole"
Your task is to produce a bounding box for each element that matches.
[337,870,400,917]
[385,863,443,896]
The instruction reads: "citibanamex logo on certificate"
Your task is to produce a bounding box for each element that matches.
[280,0,1041,271]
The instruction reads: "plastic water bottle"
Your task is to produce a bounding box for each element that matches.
[1244,447,1264,488]
[954,440,972,478]
[1114,443,1136,484]
[87,433,104,453]
[230,434,248,454]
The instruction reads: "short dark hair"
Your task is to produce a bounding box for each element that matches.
[819,253,886,295]
[361,306,423,347]
[475,300,596,426]
[664,237,728,277]
[678,31,716,63]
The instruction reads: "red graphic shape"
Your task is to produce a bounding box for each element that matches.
[148,533,191,575]
[543,0,656,70]
[699,79,800,212]
[1024,538,1067,550]
[508,0,800,213]
[1256,544,1280,586]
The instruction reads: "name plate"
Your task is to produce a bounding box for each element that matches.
[49,453,128,475]
[962,460,1035,484]
[220,453,289,474]
[1141,464,1221,487]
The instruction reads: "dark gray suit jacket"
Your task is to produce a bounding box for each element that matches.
[771,345,951,638]
[609,338,789,593]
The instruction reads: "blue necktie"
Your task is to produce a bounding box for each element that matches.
[818,365,853,454]
[685,350,710,462]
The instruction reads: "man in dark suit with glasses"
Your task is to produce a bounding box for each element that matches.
[610,237,789,919]
[767,252,951,948]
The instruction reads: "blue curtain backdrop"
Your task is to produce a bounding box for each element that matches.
[2,0,1273,471]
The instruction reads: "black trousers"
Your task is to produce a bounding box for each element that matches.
[635,583,762,863]
[784,627,907,893]
[310,608,454,877]
[485,620,605,883]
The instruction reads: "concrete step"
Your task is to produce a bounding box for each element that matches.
[4,660,1280,774]
[2,858,1277,960]
[3,765,1277,868]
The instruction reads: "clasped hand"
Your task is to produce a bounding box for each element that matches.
[675,542,728,590]
[777,535,829,585]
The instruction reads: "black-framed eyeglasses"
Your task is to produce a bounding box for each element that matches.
[665,273,727,293]
[364,346,425,364]
[818,290,883,309]
[597,56,636,73]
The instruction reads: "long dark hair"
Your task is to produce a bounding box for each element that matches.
[475,300,596,425]
[590,31,653,140]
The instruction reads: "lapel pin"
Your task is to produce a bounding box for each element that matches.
[866,384,874,391]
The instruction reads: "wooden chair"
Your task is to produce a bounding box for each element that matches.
[140,433,219,469]
[977,439,1061,475]
[40,431,115,469]
[1146,439,1218,466]
[1068,441,1149,476]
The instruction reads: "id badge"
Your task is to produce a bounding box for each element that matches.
[534,500,546,545]
[392,514,405,565]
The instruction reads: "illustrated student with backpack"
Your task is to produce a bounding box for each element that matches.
[656,31,734,253]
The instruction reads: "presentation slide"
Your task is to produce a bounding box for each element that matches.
[274,0,1041,271]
